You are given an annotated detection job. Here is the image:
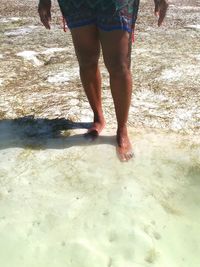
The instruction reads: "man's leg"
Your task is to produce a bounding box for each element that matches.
[71,25,105,138]
[99,30,133,161]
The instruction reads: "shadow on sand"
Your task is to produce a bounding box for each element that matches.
[0,116,116,150]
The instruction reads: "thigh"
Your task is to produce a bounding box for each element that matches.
[99,30,132,72]
[70,25,101,67]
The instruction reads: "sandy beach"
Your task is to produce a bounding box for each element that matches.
[0,0,200,266]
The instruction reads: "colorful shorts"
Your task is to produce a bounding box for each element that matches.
[57,0,140,33]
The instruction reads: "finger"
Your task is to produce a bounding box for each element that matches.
[43,19,51,29]
[47,9,52,21]
[40,16,51,29]
[158,3,168,26]
[154,3,159,16]
[39,13,51,29]
[38,8,51,29]
[45,13,51,28]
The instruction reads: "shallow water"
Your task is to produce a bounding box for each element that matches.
[0,0,200,266]
[0,122,200,267]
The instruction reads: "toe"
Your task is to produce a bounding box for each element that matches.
[126,153,133,161]
[116,149,127,162]
[127,151,134,160]
[116,148,134,162]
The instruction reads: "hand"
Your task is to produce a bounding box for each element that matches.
[154,0,169,26]
[38,0,51,29]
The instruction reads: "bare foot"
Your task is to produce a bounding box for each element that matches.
[116,127,134,162]
[84,118,106,140]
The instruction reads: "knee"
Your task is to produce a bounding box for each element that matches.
[77,52,100,72]
[79,60,99,73]
[105,59,131,77]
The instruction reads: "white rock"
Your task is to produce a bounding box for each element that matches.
[47,68,79,84]
[185,24,200,30]
[16,50,43,66]
[5,26,38,36]
[41,47,67,55]
[0,17,21,23]
[159,69,182,81]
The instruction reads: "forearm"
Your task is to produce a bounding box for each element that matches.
[153,0,169,26]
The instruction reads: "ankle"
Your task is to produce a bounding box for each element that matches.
[117,125,128,136]
[93,112,105,123]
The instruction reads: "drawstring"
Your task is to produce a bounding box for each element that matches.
[131,24,135,43]
[132,31,135,43]
[62,16,67,32]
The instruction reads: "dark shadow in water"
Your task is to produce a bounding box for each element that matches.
[0,116,116,150]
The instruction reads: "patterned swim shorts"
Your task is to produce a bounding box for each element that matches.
[57,0,140,33]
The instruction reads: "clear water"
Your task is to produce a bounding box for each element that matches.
[0,122,199,267]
